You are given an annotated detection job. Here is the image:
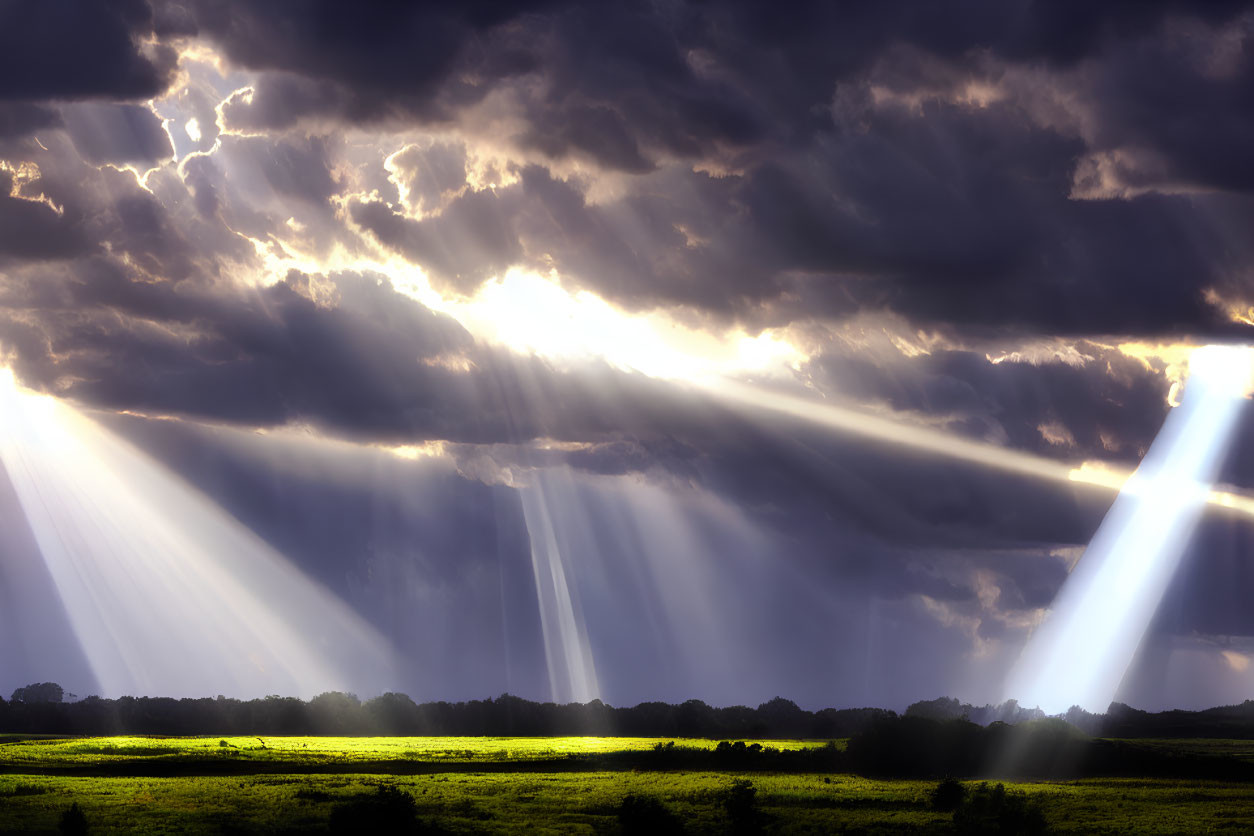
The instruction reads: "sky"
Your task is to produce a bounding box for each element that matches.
[3,0,1254,711]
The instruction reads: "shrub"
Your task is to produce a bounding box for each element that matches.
[617,793,684,835]
[952,782,1048,835]
[328,784,420,834]
[58,802,88,836]
[724,779,765,835]
[930,777,966,812]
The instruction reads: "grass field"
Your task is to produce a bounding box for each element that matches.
[4,736,1254,833]
[1116,738,1254,763]
[0,735,831,770]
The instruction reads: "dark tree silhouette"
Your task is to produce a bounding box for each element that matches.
[618,793,684,835]
[11,682,64,704]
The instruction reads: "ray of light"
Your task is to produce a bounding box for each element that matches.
[0,371,394,698]
[529,467,922,708]
[1003,345,1254,713]
[516,467,803,707]
[696,375,1254,519]
[519,471,600,704]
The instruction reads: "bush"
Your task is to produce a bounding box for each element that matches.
[617,793,684,835]
[930,777,966,812]
[951,782,1048,835]
[58,802,88,836]
[328,784,421,834]
[724,779,765,835]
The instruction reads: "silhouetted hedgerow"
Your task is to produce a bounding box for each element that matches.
[0,686,886,738]
[12,685,1254,749]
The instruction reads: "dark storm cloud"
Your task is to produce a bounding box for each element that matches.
[4,2,1250,518]
[0,0,177,101]
[744,99,1247,335]
[0,172,95,261]
[1,264,479,435]
[806,345,1172,463]
[353,120,1247,335]
[687,406,1110,552]
[2,245,725,453]
[352,163,767,307]
[1154,514,1254,639]
[62,103,174,166]
[178,0,554,130]
[0,130,237,282]
[7,0,1254,708]
[215,74,364,134]
[0,230,1121,567]
[352,190,522,294]
[0,104,61,139]
[187,0,1250,165]
[14,0,1228,341]
[178,0,1254,335]
[3,250,1094,637]
[1079,14,1254,194]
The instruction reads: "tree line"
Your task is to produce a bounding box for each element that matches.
[9,684,1254,741]
[0,685,892,737]
[900,694,1254,740]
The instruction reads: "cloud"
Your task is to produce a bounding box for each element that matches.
[6,0,1254,707]
[352,190,522,294]
[0,169,95,261]
[805,344,1172,463]
[62,103,174,166]
[386,141,469,215]
[234,134,341,205]
[0,103,61,139]
[1071,13,1254,195]
[145,3,1254,336]
[187,0,552,131]
[0,0,177,102]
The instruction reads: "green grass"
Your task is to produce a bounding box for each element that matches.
[0,735,833,770]
[6,772,1254,834]
[0,772,943,834]
[1115,738,1254,762]
[4,737,1254,833]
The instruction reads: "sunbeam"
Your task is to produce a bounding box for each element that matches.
[696,374,1254,519]
[1003,345,1254,713]
[519,473,601,704]
[0,372,394,698]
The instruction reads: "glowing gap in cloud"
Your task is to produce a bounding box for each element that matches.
[1003,345,1254,713]
[0,371,394,698]
[456,269,804,379]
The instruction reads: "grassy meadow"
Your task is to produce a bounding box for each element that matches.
[0,735,831,770]
[3,735,1254,833]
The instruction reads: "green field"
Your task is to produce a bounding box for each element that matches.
[0,735,831,770]
[4,736,1254,833]
[1115,738,1254,763]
